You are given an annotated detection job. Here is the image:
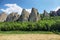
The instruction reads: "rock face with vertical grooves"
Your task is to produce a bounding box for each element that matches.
[18,9,30,22]
[0,12,7,22]
[29,8,40,22]
[6,12,20,21]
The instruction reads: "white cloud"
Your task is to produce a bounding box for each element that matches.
[26,9,31,13]
[55,6,60,11]
[1,4,31,14]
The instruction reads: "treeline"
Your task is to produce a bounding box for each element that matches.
[0,17,60,32]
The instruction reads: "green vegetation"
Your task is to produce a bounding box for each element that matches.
[0,16,60,34]
[0,18,60,32]
[0,31,53,34]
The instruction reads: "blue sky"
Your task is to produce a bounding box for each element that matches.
[0,0,60,13]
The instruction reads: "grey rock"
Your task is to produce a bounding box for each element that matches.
[18,9,30,22]
[43,10,49,17]
[29,8,40,22]
[0,12,7,22]
[6,12,20,21]
[50,11,57,16]
[56,9,60,16]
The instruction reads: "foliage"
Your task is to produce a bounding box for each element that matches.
[0,19,60,32]
[0,16,60,32]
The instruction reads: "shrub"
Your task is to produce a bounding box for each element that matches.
[0,19,60,32]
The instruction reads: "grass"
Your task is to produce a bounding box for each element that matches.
[0,31,55,34]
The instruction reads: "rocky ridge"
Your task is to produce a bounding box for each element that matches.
[0,8,60,22]
[0,8,40,22]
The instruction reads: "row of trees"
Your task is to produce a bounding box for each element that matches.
[0,19,60,32]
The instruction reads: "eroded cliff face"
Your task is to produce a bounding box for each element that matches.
[0,12,7,22]
[18,9,30,22]
[6,12,20,22]
[29,8,40,22]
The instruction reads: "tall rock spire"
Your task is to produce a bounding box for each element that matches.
[18,9,30,22]
[43,10,49,17]
[29,8,40,22]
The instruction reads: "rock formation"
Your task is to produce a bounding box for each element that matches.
[29,8,40,22]
[0,8,42,22]
[0,12,7,22]
[43,10,49,17]
[56,9,60,16]
[6,12,20,21]
[18,9,30,22]
[50,11,57,16]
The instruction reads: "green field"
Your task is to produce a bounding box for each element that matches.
[0,31,53,34]
[0,31,60,34]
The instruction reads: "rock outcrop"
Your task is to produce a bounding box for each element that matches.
[50,9,60,16]
[43,10,49,17]
[18,9,30,22]
[29,8,40,22]
[0,8,41,22]
[56,9,60,16]
[6,12,20,21]
[50,11,57,16]
[0,12,7,22]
